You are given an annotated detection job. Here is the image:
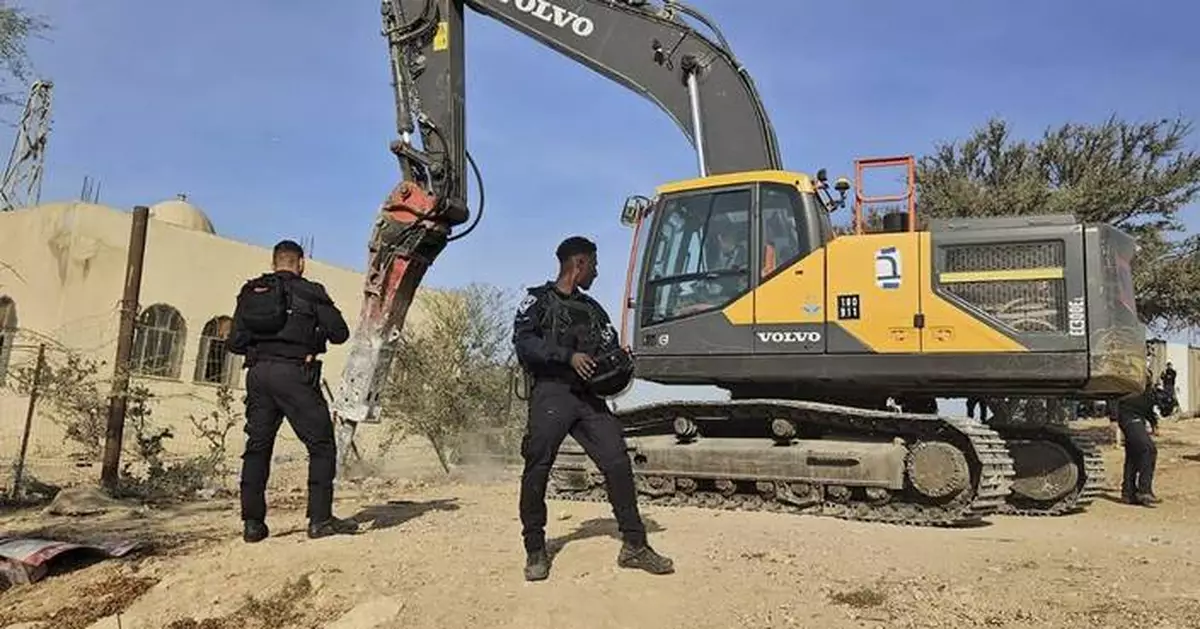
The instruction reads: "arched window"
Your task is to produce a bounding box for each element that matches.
[0,296,16,385]
[131,303,186,378]
[194,315,241,386]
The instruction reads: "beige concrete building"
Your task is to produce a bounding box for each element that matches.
[0,197,410,481]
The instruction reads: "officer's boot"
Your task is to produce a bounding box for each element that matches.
[617,542,675,575]
[307,516,360,539]
[524,548,551,582]
[243,519,269,543]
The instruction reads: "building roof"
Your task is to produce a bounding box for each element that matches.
[148,194,214,234]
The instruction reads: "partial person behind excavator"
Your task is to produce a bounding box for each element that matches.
[1110,367,1161,507]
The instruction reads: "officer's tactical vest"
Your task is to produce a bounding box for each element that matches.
[538,289,634,398]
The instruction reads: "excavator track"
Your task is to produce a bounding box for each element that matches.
[991,425,1107,516]
[547,399,1016,527]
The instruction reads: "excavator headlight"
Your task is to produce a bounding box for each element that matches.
[834,177,851,193]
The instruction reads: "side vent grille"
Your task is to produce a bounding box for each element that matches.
[940,241,1067,334]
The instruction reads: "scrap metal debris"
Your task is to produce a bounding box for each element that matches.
[0,537,144,586]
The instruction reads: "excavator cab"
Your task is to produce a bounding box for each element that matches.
[617,158,1146,405]
[616,170,837,356]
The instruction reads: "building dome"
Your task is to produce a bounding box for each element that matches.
[148,194,215,234]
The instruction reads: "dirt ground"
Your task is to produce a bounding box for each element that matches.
[2,418,1200,629]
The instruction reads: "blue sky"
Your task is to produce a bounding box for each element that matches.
[19,0,1200,408]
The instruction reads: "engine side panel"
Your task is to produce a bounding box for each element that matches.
[924,216,1088,354]
[1081,224,1145,394]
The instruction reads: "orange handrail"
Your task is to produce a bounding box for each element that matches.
[852,155,916,235]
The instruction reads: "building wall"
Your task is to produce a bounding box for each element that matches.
[1190,346,1200,416]
[1164,343,1191,414]
[0,201,431,471]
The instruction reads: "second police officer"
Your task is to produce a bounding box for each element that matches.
[512,235,675,582]
[229,239,361,542]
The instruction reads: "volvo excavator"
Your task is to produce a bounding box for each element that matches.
[329,0,1147,527]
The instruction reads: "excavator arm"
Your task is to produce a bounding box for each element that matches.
[330,0,782,465]
[460,0,782,175]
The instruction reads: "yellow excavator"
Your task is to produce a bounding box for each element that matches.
[329,0,1146,527]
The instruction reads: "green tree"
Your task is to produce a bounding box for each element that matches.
[0,3,49,108]
[916,116,1200,331]
[378,283,526,473]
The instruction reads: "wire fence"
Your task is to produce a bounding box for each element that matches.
[0,328,258,501]
[1,327,526,503]
[7,342,45,500]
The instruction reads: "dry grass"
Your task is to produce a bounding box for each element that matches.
[0,574,159,629]
[829,585,888,609]
[164,574,338,629]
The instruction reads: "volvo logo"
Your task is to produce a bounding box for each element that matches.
[757,331,822,344]
[497,0,596,37]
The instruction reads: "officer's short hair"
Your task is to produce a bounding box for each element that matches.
[273,239,305,267]
[556,236,596,263]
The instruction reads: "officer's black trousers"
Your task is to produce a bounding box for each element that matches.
[240,360,337,523]
[966,397,985,421]
[1119,417,1157,498]
[519,381,646,553]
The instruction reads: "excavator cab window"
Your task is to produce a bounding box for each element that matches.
[759,182,825,279]
[641,187,752,326]
[759,184,804,277]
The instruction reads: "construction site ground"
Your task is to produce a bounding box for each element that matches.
[2,417,1200,629]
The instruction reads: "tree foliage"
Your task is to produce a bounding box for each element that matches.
[916,116,1200,331]
[378,283,525,473]
[0,3,48,107]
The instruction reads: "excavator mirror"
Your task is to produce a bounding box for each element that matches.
[815,176,851,213]
[620,195,651,227]
[816,168,828,183]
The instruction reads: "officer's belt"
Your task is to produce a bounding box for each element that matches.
[253,354,315,364]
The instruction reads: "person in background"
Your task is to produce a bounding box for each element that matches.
[1109,369,1160,507]
[1160,362,1178,416]
[965,396,988,423]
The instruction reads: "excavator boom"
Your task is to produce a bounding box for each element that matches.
[462,0,782,176]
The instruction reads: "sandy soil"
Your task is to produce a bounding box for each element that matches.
[2,419,1200,629]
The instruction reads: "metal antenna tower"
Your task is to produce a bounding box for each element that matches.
[0,80,53,212]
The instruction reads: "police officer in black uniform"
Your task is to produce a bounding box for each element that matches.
[1160,361,1178,415]
[1110,368,1161,506]
[512,236,674,581]
[229,240,360,542]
